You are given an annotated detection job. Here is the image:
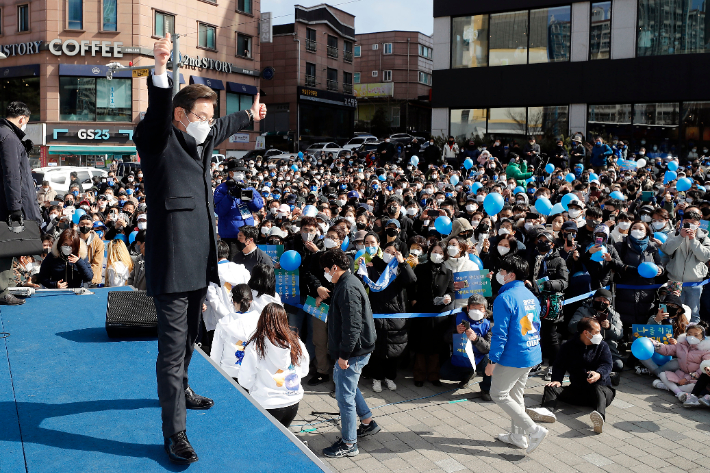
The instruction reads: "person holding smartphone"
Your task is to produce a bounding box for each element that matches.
[37,228,94,289]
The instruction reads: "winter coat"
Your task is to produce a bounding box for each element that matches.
[444,217,474,248]
[327,270,377,360]
[250,291,282,316]
[661,228,710,282]
[590,144,613,167]
[581,243,624,289]
[36,186,57,205]
[37,238,94,288]
[423,143,442,165]
[127,254,147,290]
[204,260,251,331]
[552,336,613,388]
[286,236,324,297]
[0,119,41,223]
[568,300,623,357]
[84,231,105,285]
[656,334,710,383]
[442,143,459,159]
[505,162,534,186]
[213,184,264,239]
[410,260,455,354]
[528,247,569,295]
[444,255,480,308]
[210,309,260,378]
[613,237,664,325]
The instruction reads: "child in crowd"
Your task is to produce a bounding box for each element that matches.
[238,303,310,427]
[248,264,283,314]
[652,324,710,401]
[210,284,260,380]
[637,294,689,376]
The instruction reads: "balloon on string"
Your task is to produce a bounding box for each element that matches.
[297,151,304,159]
[471,182,483,193]
[483,193,504,216]
[535,197,553,216]
[664,170,677,184]
[469,253,483,269]
[588,173,599,182]
[565,173,576,183]
[463,158,474,169]
[609,191,626,200]
[378,174,386,181]
[667,160,678,171]
[291,164,298,172]
[549,203,565,215]
[280,250,302,271]
[410,155,419,165]
[129,231,138,244]
[638,262,659,278]
[544,163,554,174]
[302,205,318,217]
[590,246,607,262]
[434,216,452,235]
[636,158,647,168]
[676,177,692,192]
[631,337,655,361]
[71,209,86,224]
[341,235,349,251]
[651,352,673,366]
[653,232,668,243]
[450,175,459,186]
[526,177,536,183]
[561,193,578,210]
[354,249,366,262]
[514,186,525,194]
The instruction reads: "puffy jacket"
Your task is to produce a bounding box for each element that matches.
[37,238,93,288]
[488,280,542,368]
[505,162,533,186]
[528,247,569,294]
[590,144,613,167]
[613,237,664,325]
[213,183,264,238]
[328,270,377,360]
[661,229,710,282]
[552,336,613,388]
[656,334,710,383]
[567,300,623,356]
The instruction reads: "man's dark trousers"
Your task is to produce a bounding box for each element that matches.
[542,383,615,419]
[154,287,208,438]
[0,257,14,297]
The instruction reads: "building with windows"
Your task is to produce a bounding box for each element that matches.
[432,0,710,158]
[352,31,433,137]
[259,4,357,150]
[0,0,261,168]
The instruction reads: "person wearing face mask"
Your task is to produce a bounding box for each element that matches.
[577,206,603,249]
[410,242,454,387]
[537,317,615,434]
[651,324,710,402]
[444,236,480,309]
[77,214,105,286]
[581,224,624,290]
[37,228,94,289]
[36,180,57,206]
[442,136,459,166]
[609,212,632,244]
[505,153,534,186]
[423,137,442,168]
[661,208,710,324]
[590,136,613,173]
[127,230,148,291]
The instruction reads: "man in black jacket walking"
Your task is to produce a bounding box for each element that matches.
[320,249,380,458]
[0,101,41,305]
[133,34,266,464]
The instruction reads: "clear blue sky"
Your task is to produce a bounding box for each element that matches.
[261,0,434,36]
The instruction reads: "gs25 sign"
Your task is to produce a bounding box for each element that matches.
[78,129,111,140]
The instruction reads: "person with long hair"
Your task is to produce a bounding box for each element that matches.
[37,228,94,288]
[248,263,282,314]
[238,303,309,427]
[106,239,134,287]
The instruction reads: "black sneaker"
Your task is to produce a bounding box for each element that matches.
[322,438,358,458]
[307,373,330,386]
[357,420,381,438]
[610,372,621,386]
[530,363,543,373]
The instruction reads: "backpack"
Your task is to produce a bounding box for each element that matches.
[538,292,564,323]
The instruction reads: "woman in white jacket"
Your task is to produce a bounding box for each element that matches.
[248,264,282,314]
[210,284,260,380]
[444,235,480,308]
[238,303,309,427]
[106,239,132,287]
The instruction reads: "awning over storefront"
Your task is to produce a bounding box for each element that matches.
[191,76,225,90]
[0,64,40,78]
[48,146,136,155]
[58,64,132,78]
[165,71,187,84]
[226,81,258,95]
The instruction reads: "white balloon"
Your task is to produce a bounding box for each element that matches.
[636,158,647,168]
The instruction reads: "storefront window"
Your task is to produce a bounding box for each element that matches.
[590,2,612,60]
[488,107,527,134]
[634,103,679,126]
[59,77,131,122]
[96,78,131,122]
[529,6,571,64]
[683,102,710,146]
[528,106,569,138]
[451,15,489,68]
[227,93,254,130]
[489,11,528,66]
[0,77,40,122]
[638,0,710,56]
[450,109,487,140]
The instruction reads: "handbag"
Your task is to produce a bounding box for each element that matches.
[0,216,43,259]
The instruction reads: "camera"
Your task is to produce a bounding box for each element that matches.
[227,181,253,201]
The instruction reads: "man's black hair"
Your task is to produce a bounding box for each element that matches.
[248,264,276,298]
[499,255,529,281]
[5,101,31,119]
[217,240,230,260]
[135,230,146,244]
[240,225,258,242]
[319,248,351,270]
[585,206,602,219]
[577,316,600,335]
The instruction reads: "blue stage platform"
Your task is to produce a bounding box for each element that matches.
[0,288,330,473]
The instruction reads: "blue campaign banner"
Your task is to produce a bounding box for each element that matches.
[700,220,710,232]
[303,296,329,323]
[453,333,469,360]
[259,244,282,266]
[632,324,673,343]
[617,159,636,171]
[454,270,492,299]
[259,244,300,303]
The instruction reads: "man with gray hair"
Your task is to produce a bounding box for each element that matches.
[440,294,493,401]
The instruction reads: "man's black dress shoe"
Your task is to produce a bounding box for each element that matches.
[185,386,214,410]
[164,431,198,464]
[0,294,25,305]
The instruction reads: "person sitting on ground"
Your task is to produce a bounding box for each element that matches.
[127,230,147,290]
[534,317,615,434]
[637,293,690,376]
[105,239,133,287]
[679,357,710,407]
[37,228,94,288]
[238,303,309,427]
[651,324,710,402]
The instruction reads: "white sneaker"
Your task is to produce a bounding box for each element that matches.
[372,379,382,393]
[699,395,710,407]
[526,407,557,423]
[682,394,701,407]
[544,367,552,381]
[652,379,670,391]
[384,378,397,391]
[590,410,604,434]
[526,426,548,454]
[496,432,528,449]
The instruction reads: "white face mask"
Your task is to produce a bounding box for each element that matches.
[318,222,328,234]
[382,252,394,263]
[630,229,646,239]
[476,195,485,203]
[410,248,422,256]
[336,199,346,207]
[687,335,701,345]
[652,221,665,230]
[497,228,510,236]
[524,222,535,231]
[430,253,444,264]
[618,221,631,230]
[497,245,510,256]
[471,220,480,228]
[496,271,507,285]
[568,209,582,218]
[407,208,418,216]
[323,238,339,249]
[345,216,356,225]
[589,333,603,345]
[641,215,652,223]
[21,121,27,132]
[137,221,148,231]
[469,309,485,321]
[466,204,476,212]
[689,223,700,231]
[324,269,334,283]
[182,116,211,144]
[508,184,516,190]
[447,245,459,257]
[61,245,73,256]
[261,226,272,235]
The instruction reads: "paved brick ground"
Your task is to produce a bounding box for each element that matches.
[289,367,710,473]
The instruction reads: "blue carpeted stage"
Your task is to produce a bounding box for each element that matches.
[0,288,330,473]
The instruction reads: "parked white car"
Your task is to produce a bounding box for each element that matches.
[31,166,108,198]
[305,142,343,157]
[343,136,378,151]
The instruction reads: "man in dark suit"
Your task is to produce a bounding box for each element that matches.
[133,34,266,465]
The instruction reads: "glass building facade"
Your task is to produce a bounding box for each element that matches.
[638,0,710,56]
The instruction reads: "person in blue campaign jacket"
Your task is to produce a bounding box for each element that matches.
[485,255,548,453]
[590,136,614,172]
[440,294,493,401]
[214,159,264,260]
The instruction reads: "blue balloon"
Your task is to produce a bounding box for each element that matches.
[590,245,607,262]
[609,191,626,200]
[297,151,304,159]
[535,197,553,216]
[463,158,474,170]
[114,234,127,244]
[676,177,692,192]
[378,174,386,181]
[698,185,706,192]
[291,164,298,172]
[653,232,668,243]
[471,182,483,193]
[434,216,452,235]
[354,249,366,262]
[638,261,659,278]
[651,352,673,367]
[631,337,655,361]
[549,203,565,215]
[561,193,578,210]
[545,163,555,174]
[129,231,138,244]
[279,250,302,271]
[589,173,599,182]
[302,205,318,217]
[410,156,419,165]
[341,235,349,251]
[450,175,459,186]
[469,253,483,269]
[664,170,677,184]
[565,173,576,183]
[667,160,678,171]
[71,208,86,224]
[483,193,504,216]
[526,177,536,183]
[514,186,525,194]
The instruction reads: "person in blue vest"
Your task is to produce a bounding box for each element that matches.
[590,136,614,173]
[485,255,548,454]
[439,294,493,401]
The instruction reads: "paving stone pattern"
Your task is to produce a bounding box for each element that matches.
[289,368,710,473]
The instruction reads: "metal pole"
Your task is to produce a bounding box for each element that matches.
[172,33,180,98]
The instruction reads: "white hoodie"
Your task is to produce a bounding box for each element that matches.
[238,338,310,409]
[204,261,251,331]
[250,290,283,315]
[210,310,260,378]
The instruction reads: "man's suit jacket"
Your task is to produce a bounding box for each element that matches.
[134,76,251,296]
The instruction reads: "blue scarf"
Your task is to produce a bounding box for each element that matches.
[629,235,649,253]
[358,258,399,292]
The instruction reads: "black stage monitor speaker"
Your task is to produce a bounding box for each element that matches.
[105,290,158,338]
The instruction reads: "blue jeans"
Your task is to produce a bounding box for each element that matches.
[439,356,491,392]
[334,353,373,444]
[287,307,315,361]
[681,285,703,324]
